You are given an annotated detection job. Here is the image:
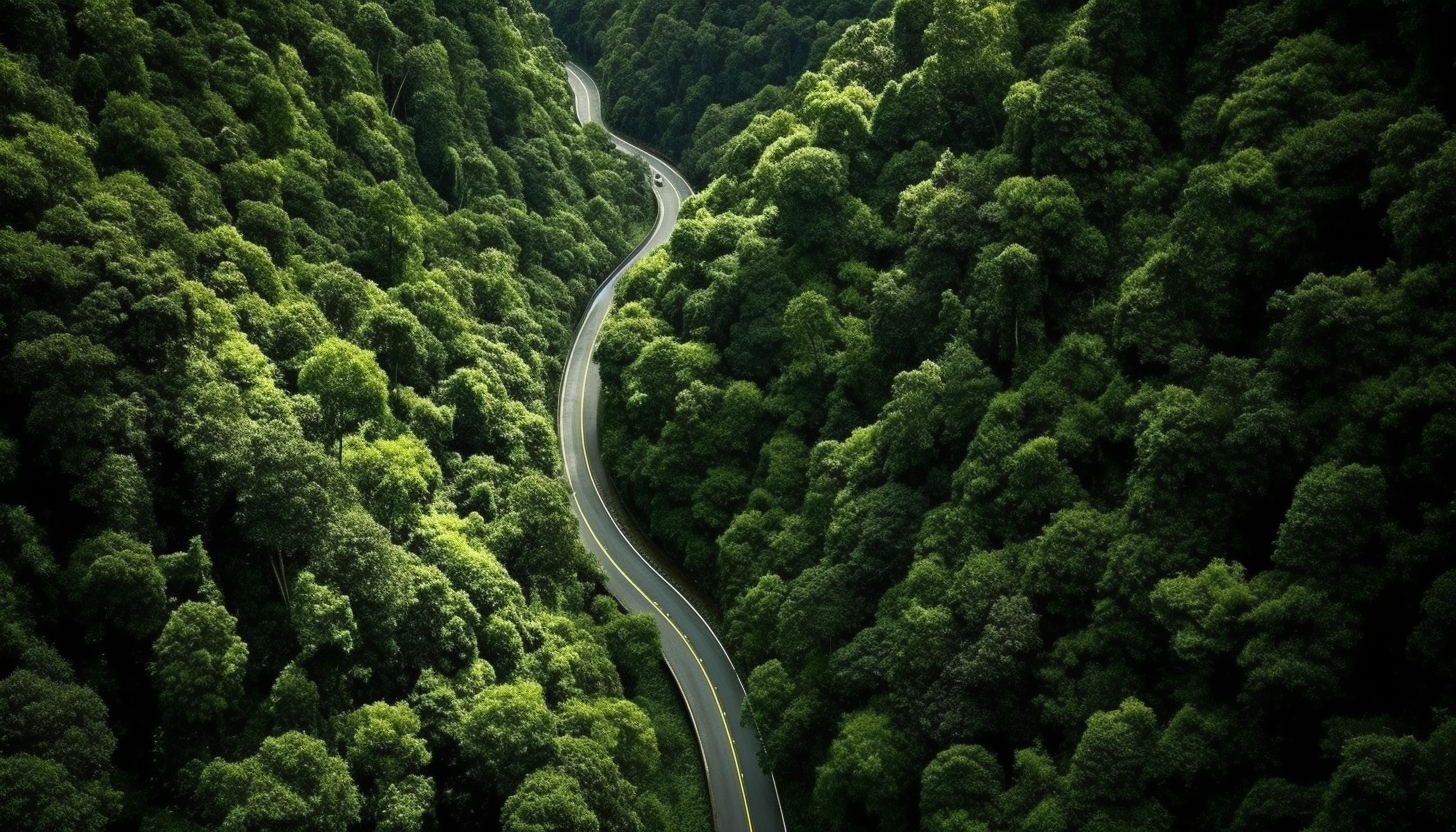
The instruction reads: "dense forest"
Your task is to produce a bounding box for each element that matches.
[0,0,717,830]
[530,0,894,182]
[581,0,1456,829]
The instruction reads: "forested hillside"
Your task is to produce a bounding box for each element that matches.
[590,0,1456,829]
[531,0,890,181]
[0,0,715,829]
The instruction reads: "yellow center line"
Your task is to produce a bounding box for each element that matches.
[561,61,754,832]
[573,357,755,832]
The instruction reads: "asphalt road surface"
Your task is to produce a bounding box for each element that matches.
[556,63,789,832]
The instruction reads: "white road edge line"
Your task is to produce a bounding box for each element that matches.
[558,61,788,832]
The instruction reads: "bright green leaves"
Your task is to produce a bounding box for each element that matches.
[291,571,357,659]
[340,702,430,786]
[306,29,375,104]
[357,182,425,286]
[360,300,444,391]
[517,611,623,706]
[95,94,178,179]
[390,277,477,369]
[920,744,1003,832]
[151,601,249,729]
[401,41,466,197]
[0,0,685,827]
[264,662,322,737]
[814,709,916,826]
[1150,560,1255,664]
[620,337,720,432]
[396,562,482,677]
[349,3,405,83]
[501,767,600,832]
[0,116,96,226]
[558,698,659,783]
[822,18,900,93]
[460,681,557,795]
[802,79,874,159]
[241,73,299,158]
[414,513,525,618]
[550,735,641,831]
[485,472,599,607]
[576,0,1456,830]
[922,0,1019,147]
[759,142,887,263]
[1029,67,1154,174]
[1002,438,1086,540]
[1066,697,1167,825]
[770,144,848,221]
[985,175,1105,287]
[337,702,432,830]
[437,366,557,473]
[235,200,295,263]
[782,290,844,374]
[877,359,947,479]
[375,774,434,832]
[195,732,361,832]
[297,337,389,456]
[342,433,442,540]
[234,418,338,558]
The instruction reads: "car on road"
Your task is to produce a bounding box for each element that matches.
[653,171,664,187]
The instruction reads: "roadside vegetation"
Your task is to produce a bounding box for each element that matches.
[0,0,715,829]
[584,0,1456,829]
[534,0,892,182]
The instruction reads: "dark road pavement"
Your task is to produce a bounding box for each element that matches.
[557,63,788,832]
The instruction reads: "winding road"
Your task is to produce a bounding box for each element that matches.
[557,63,788,832]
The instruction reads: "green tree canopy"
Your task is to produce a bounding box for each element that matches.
[194,732,361,832]
[297,338,390,457]
[150,602,248,730]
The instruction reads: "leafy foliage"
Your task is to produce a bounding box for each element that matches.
[0,0,713,829]
[585,0,1456,829]
[532,0,894,181]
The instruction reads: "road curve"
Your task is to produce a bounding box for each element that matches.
[557,63,788,832]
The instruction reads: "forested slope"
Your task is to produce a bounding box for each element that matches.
[531,0,890,182]
[0,0,714,829]
[593,0,1456,829]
